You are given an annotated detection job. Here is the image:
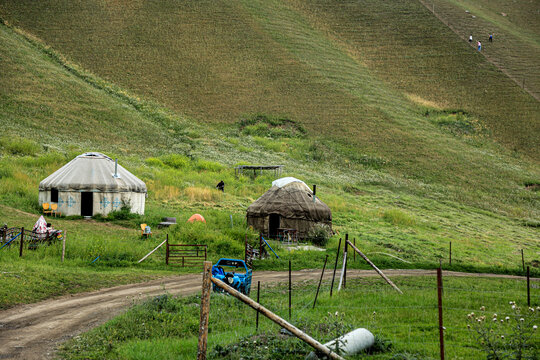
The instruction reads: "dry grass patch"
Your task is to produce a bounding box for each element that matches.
[184,186,223,202]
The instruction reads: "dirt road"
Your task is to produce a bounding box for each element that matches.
[0,269,534,359]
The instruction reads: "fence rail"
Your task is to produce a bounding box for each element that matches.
[165,241,207,267]
[1,226,61,254]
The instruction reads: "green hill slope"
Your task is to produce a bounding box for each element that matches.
[0,22,188,154]
[0,0,538,273]
[1,0,538,159]
[420,0,540,99]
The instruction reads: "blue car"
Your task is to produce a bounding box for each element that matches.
[211,258,252,295]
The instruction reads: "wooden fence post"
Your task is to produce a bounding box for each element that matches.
[289,259,292,320]
[19,227,24,257]
[437,267,445,360]
[344,234,348,288]
[347,240,403,294]
[330,238,341,297]
[197,261,212,360]
[313,255,328,309]
[211,276,345,360]
[62,230,66,263]
[165,234,169,265]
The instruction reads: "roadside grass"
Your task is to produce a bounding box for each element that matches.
[0,262,162,310]
[57,275,539,359]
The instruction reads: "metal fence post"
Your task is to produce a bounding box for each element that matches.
[437,267,445,360]
[313,255,328,309]
[19,227,24,257]
[330,238,341,297]
[165,234,169,265]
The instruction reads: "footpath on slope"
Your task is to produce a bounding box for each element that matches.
[0,269,535,360]
[418,0,539,101]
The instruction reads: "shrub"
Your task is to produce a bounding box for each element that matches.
[238,114,306,138]
[160,154,189,169]
[466,302,539,359]
[306,224,331,247]
[106,202,138,221]
[194,159,223,172]
[144,157,164,167]
[0,136,41,156]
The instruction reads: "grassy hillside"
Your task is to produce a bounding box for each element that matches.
[0,0,538,159]
[420,0,540,99]
[285,0,539,156]
[0,0,538,308]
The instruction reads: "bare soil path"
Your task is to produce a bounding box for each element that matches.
[0,269,535,360]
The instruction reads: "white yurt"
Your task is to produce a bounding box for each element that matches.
[39,152,147,217]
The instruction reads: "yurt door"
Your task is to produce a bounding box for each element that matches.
[269,213,280,238]
[81,192,93,217]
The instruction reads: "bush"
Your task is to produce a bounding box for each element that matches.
[106,203,139,221]
[144,157,165,167]
[0,136,41,156]
[466,302,539,359]
[160,154,189,169]
[238,114,306,139]
[306,224,331,247]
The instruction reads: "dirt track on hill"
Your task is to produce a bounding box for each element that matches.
[0,269,535,360]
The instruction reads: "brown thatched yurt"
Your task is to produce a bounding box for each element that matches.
[246,177,332,239]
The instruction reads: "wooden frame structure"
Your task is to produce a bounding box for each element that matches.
[234,165,284,177]
[165,241,207,267]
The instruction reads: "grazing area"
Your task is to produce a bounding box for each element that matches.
[57,274,539,359]
[0,0,538,358]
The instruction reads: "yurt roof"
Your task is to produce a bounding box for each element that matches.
[39,152,147,192]
[246,177,331,221]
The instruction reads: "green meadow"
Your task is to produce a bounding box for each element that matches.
[57,276,539,359]
[0,0,538,356]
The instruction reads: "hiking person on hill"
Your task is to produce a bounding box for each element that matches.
[489,33,493,42]
[477,41,482,51]
[469,34,473,43]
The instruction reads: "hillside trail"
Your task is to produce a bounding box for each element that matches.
[418,0,539,102]
[0,269,535,360]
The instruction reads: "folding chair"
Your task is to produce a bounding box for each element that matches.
[50,203,61,217]
[43,203,52,216]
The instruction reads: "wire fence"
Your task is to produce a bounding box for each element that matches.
[205,261,539,359]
